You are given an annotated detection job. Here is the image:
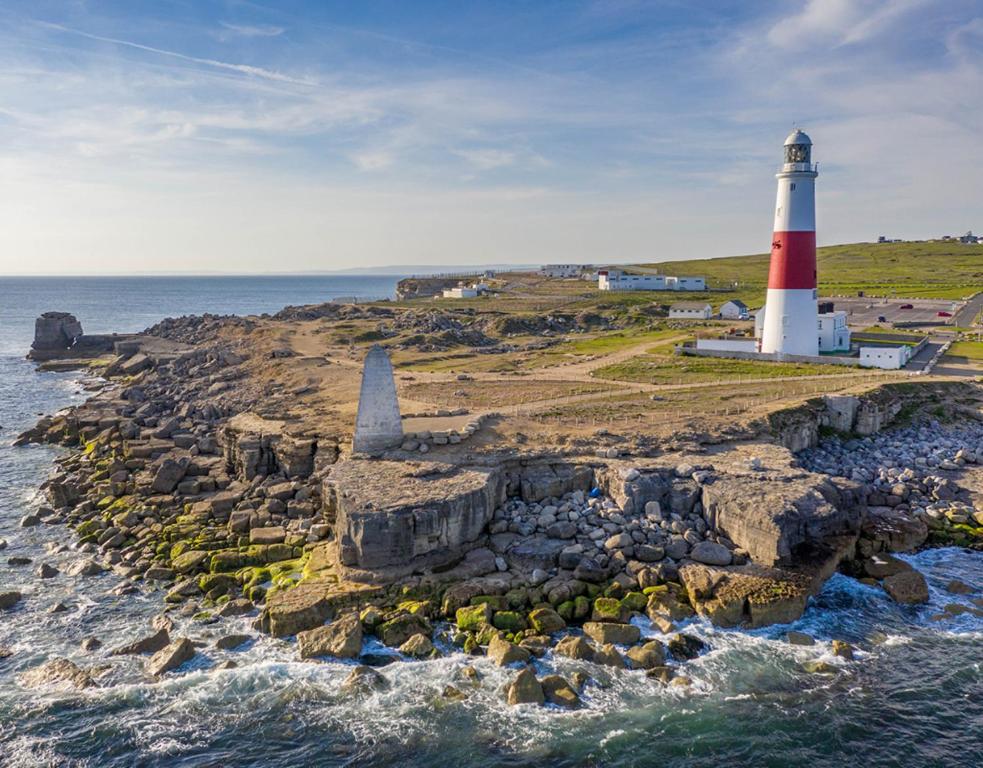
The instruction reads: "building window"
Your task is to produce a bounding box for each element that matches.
[790,183,796,191]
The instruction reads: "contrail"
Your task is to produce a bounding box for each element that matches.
[38,20,318,87]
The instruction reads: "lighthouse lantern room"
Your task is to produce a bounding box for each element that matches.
[759,129,819,357]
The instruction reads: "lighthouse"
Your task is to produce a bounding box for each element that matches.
[760,129,818,357]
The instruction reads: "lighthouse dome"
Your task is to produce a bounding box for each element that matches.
[784,128,812,146]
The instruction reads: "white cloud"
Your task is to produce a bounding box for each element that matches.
[350,150,393,171]
[219,22,286,38]
[453,148,516,170]
[767,0,928,48]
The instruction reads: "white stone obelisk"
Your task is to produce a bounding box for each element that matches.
[352,345,403,453]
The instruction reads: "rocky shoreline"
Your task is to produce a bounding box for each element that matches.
[3,309,983,706]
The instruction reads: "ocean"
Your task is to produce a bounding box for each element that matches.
[1,276,981,767]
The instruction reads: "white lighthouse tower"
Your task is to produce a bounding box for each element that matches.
[760,129,819,357]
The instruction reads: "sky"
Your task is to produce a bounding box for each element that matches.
[0,0,980,275]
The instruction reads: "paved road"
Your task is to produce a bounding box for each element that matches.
[953,291,983,327]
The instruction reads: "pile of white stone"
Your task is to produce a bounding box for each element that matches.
[399,413,490,453]
[488,481,740,580]
[800,420,983,530]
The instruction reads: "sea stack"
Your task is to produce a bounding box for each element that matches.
[352,345,403,453]
[760,129,819,357]
[28,312,84,361]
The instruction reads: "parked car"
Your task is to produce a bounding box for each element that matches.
[937,311,952,317]
[877,315,887,322]
[900,304,913,309]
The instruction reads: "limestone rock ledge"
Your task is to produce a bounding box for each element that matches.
[679,535,856,628]
[702,471,864,566]
[326,459,507,577]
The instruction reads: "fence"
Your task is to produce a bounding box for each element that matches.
[504,371,892,427]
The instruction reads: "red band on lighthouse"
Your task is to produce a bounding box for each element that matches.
[767,230,816,290]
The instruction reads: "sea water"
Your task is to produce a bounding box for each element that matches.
[1,277,981,767]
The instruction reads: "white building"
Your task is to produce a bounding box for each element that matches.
[720,300,750,320]
[859,345,911,369]
[669,302,713,320]
[442,286,478,299]
[598,269,706,292]
[696,338,757,353]
[667,276,707,291]
[818,310,851,352]
[541,264,584,278]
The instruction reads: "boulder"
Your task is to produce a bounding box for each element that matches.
[541,674,581,708]
[882,570,929,605]
[152,458,188,494]
[215,634,252,651]
[593,643,626,668]
[399,633,434,658]
[249,526,286,545]
[147,637,195,677]
[341,665,388,694]
[668,633,707,660]
[689,541,732,566]
[785,631,814,646]
[0,591,23,610]
[110,628,171,656]
[862,553,911,579]
[506,668,544,706]
[583,621,640,646]
[455,603,493,631]
[487,634,532,667]
[376,612,432,648]
[67,559,106,577]
[862,507,928,553]
[528,606,566,634]
[297,613,363,659]
[626,641,666,670]
[553,634,595,661]
[19,658,95,690]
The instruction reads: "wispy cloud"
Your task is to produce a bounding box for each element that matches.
[219,21,285,38]
[38,21,315,86]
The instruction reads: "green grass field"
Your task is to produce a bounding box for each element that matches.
[945,341,983,362]
[592,353,853,385]
[637,241,983,300]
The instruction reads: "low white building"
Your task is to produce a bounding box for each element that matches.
[541,264,584,278]
[859,345,911,369]
[666,276,706,291]
[442,286,478,299]
[695,337,757,353]
[818,310,851,352]
[720,300,750,320]
[669,302,713,320]
[598,269,706,292]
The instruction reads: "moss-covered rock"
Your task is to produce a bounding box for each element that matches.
[376,612,433,648]
[591,597,627,623]
[199,573,238,595]
[172,550,210,574]
[492,610,528,632]
[557,600,575,621]
[573,595,591,620]
[621,591,647,612]
[528,606,566,634]
[456,603,493,632]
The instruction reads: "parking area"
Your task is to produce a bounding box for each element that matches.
[822,296,960,328]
